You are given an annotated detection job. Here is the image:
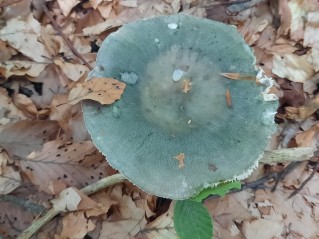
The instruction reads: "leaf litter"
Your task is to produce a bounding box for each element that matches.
[1,0,319,238]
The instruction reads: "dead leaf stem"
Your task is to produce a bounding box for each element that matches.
[40,1,93,70]
[17,173,126,239]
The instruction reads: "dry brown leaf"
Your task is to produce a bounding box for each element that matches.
[49,94,73,133]
[12,93,38,119]
[55,211,95,239]
[0,14,51,63]
[285,94,319,121]
[173,153,185,168]
[220,72,256,81]
[136,202,178,239]
[99,184,147,238]
[0,120,59,158]
[68,77,126,105]
[19,140,114,194]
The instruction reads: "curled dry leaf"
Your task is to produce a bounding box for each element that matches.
[19,140,114,194]
[0,120,59,158]
[68,77,126,105]
[0,60,48,78]
[12,93,38,119]
[0,88,26,125]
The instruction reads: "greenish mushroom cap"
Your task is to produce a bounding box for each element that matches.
[83,14,277,199]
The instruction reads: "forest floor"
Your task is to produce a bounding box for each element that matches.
[1,0,319,238]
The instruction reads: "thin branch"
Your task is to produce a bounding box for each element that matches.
[271,161,301,192]
[288,159,319,199]
[40,1,93,70]
[17,173,126,239]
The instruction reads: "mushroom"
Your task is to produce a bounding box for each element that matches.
[83,14,277,200]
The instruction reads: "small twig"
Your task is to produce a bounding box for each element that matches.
[288,159,319,199]
[17,173,126,239]
[40,1,93,70]
[271,162,301,192]
[0,194,46,214]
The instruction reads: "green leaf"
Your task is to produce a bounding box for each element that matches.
[174,200,213,239]
[192,181,241,202]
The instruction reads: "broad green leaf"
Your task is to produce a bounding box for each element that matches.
[192,181,241,202]
[174,200,213,239]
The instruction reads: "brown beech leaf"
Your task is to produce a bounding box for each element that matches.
[285,94,319,121]
[99,184,147,238]
[0,120,59,158]
[18,140,114,194]
[68,77,126,105]
[136,202,178,239]
[56,212,95,239]
[173,153,185,168]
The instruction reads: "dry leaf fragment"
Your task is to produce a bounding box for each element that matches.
[220,72,256,81]
[0,151,21,194]
[225,88,232,108]
[51,187,82,211]
[174,153,185,168]
[68,77,126,105]
[285,94,319,121]
[182,79,192,93]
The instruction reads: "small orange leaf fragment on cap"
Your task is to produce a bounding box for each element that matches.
[182,79,192,93]
[225,88,232,108]
[174,153,185,168]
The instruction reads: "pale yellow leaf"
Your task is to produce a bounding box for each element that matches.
[68,77,126,105]
[0,14,51,62]
[52,187,82,211]
[54,59,89,82]
[57,0,81,16]
[272,54,314,83]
